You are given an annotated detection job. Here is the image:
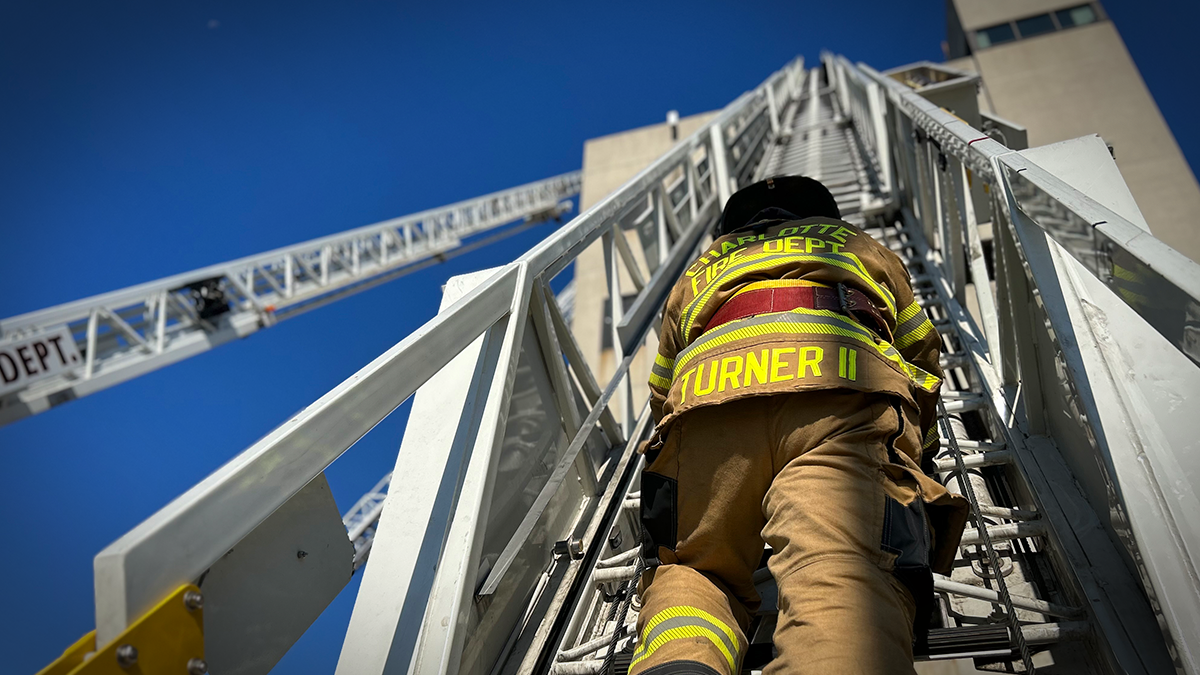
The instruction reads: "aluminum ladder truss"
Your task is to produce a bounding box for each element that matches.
[0,172,580,427]
[47,51,1200,675]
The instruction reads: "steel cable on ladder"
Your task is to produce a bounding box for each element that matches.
[602,556,645,674]
[937,398,1035,672]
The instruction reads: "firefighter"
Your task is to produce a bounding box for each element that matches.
[633,176,968,675]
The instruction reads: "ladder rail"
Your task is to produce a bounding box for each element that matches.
[853,59,1200,368]
[836,54,1186,671]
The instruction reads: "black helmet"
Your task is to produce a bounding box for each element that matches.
[715,176,840,237]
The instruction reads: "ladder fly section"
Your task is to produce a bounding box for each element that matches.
[0,172,580,427]
[50,51,1200,675]
[758,67,885,226]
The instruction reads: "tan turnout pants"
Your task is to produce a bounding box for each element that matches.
[633,390,932,675]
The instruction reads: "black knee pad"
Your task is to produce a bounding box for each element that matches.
[639,660,724,675]
[882,495,935,651]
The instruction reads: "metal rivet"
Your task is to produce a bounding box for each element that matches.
[187,657,209,675]
[183,590,204,610]
[297,550,308,559]
[115,644,138,667]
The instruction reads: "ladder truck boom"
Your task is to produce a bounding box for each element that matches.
[0,171,580,427]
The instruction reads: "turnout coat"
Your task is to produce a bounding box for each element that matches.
[646,215,968,573]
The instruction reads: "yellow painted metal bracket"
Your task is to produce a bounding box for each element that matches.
[37,584,205,675]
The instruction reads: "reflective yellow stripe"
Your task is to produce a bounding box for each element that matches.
[651,352,674,390]
[894,299,935,349]
[673,308,940,393]
[894,317,934,349]
[630,606,739,673]
[897,300,924,324]
[923,425,939,449]
[629,626,735,672]
[729,278,828,300]
[680,251,897,341]
[676,308,871,376]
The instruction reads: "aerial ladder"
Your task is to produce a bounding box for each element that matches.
[0,172,580,427]
[37,53,1200,675]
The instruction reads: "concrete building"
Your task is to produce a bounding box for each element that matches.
[945,0,1200,261]
[573,111,715,387]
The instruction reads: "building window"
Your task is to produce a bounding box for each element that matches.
[1056,4,1098,28]
[973,3,1102,51]
[1016,14,1056,39]
[975,23,1016,49]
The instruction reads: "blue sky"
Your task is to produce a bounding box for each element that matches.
[1,1,1196,673]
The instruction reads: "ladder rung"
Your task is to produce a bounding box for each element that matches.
[918,621,1087,660]
[941,396,987,414]
[979,504,1040,520]
[934,576,1082,618]
[597,548,640,569]
[934,449,1012,472]
[948,439,1005,451]
[959,520,1047,547]
[551,659,607,675]
[940,353,970,370]
[557,628,626,663]
[593,564,638,584]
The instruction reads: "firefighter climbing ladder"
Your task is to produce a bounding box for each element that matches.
[34,53,1200,675]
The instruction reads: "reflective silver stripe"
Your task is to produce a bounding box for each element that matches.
[674,307,875,379]
[636,614,740,665]
[895,307,930,339]
[651,361,673,382]
[671,308,941,393]
[680,250,898,342]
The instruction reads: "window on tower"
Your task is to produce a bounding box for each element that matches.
[973,3,1102,51]
[1016,14,1056,39]
[1056,5,1098,28]
[975,23,1016,49]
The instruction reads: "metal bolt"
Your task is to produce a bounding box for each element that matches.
[115,644,138,667]
[608,526,623,551]
[297,550,308,559]
[552,538,584,560]
[183,590,204,610]
[187,657,209,675]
